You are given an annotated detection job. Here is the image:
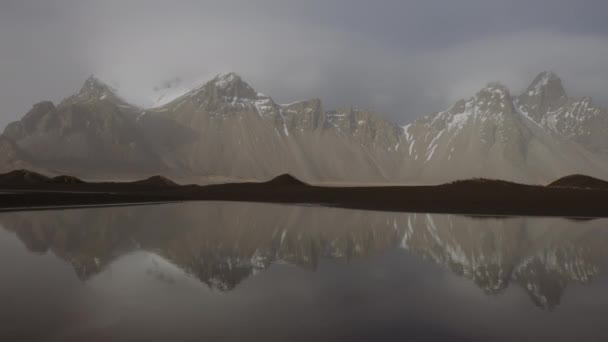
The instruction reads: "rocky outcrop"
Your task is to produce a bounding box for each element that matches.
[548,174,608,189]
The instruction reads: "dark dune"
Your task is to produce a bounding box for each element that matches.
[132,175,178,187]
[548,174,608,190]
[265,174,309,186]
[50,175,84,184]
[447,178,529,189]
[0,169,85,185]
[0,170,607,217]
[0,169,50,185]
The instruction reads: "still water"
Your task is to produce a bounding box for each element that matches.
[1,202,608,341]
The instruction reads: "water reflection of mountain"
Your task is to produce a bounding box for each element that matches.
[401,214,608,309]
[1,202,607,310]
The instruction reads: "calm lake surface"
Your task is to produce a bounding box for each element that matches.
[1,202,608,341]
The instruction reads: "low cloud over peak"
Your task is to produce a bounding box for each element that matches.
[1,0,608,128]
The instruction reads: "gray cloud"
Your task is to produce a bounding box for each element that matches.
[1,0,608,128]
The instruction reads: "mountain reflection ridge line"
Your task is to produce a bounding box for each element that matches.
[1,201,606,311]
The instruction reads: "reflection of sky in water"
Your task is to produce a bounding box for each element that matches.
[1,202,608,341]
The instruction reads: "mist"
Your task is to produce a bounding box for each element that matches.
[1,0,608,128]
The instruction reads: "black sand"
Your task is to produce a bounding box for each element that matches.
[1,170,608,217]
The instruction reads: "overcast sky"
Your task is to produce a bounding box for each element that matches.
[1,0,608,128]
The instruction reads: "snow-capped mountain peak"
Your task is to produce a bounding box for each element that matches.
[62,75,137,109]
[513,71,608,154]
[204,72,258,99]
[516,71,567,122]
[77,75,118,101]
[473,83,514,113]
[526,71,565,97]
[213,72,241,88]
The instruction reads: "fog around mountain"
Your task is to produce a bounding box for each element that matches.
[3,1,608,129]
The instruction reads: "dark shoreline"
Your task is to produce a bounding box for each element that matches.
[1,172,608,217]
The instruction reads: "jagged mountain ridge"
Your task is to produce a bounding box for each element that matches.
[2,71,607,183]
[516,71,608,155]
[3,78,161,175]
[403,83,608,183]
[143,73,399,181]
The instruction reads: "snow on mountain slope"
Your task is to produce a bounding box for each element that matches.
[403,82,608,183]
[515,72,608,155]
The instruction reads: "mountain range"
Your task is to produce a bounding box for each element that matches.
[2,71,607,184]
